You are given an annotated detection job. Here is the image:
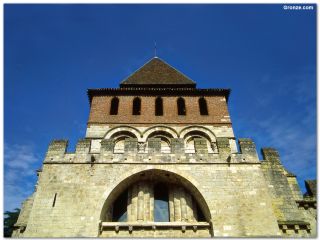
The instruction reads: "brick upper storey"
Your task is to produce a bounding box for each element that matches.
[87,57,231,125]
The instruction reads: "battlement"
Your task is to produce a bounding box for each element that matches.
[44,140,68,162]
[261,148,282,164]
[43,137,271,164]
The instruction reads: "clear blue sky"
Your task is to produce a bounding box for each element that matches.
[4,4,316,211]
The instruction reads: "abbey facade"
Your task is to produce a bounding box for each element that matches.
[12,57,316,237]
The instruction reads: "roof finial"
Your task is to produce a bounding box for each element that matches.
[154,41,157,58]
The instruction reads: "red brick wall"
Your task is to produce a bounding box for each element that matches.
[88,95,231,125]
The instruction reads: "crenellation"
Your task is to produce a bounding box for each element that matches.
[124,138,138,153]
[44,140,68,162]
[261,148,281,164]
[147,138,161,153]
[100,139,114,154]
[238,138,258,158]
[75,139,92,163]
[216,137,231,159]
[170,138,184,154]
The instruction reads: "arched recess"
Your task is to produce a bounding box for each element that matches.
[179,126,216,143]
[184,131,214,153]
[99,168,212,224]
[111,131,138,153]
[147,131,174,153]
[141,126,179,142]
[104,126,142,141]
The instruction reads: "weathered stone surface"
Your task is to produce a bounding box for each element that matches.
[148,138,161,153]
[14,129,316,238]
[170,138,184,154]
[100,139,115,153]
[305,180,316,197]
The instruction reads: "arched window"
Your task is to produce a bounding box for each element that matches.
[177,97,186,115]
[132,97,141,115]
[155,97,163,116]
[154,183,169,222]
[199,97,208,115]
[110,97,119,115]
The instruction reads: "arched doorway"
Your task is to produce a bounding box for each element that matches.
[99,169,213,238]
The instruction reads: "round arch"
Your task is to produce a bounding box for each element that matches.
[141,125,179,142]
[99,168,212,223]
[104,126,142,140]
[179,126,216,143]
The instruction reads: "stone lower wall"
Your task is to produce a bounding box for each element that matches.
[21,162,281,237]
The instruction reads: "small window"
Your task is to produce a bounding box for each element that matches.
[155,97,163,116]
[132,97,141,115]
[177,97,186,115]
[110,97,119,115]
[199,97,208,115]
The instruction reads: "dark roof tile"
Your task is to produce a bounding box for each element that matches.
[120,57,196,88]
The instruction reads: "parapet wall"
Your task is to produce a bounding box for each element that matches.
[43,137,260,164]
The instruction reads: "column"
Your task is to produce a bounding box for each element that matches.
[173,187,182,221]
[137,183,145,221]
[180,187,188,221]
[131,184,138,221]
[185,192,195,222]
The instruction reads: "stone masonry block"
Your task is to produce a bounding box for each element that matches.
[194,138,208,154]
[216,137,231,156]
[305,180,317,197]
[100,139,115,153]
[261,148,281,164]
[170,138,184,154]
[76,139,91,154]
[45,140,68,161]
[148,138,161,153]
[238,138,258,159]
[74,139,91,163]
[124,138,138,153]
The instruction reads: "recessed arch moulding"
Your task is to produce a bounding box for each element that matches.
[102,125,219,142]
[98,168,214,237]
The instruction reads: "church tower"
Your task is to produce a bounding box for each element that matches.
[12,57,316,237]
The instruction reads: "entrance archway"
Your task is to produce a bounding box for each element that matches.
[99,169,213,237]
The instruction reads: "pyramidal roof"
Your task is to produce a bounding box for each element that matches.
[120,57,196,88]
